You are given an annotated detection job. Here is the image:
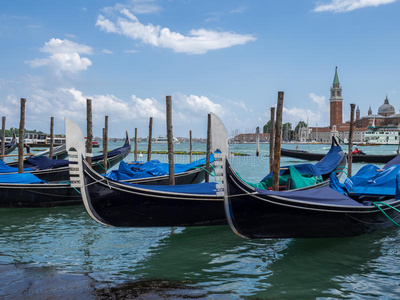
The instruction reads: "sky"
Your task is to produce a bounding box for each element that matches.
[1,0,400,138]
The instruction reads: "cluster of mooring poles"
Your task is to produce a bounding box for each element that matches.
[267,91,358,190]
[84,96,212,183]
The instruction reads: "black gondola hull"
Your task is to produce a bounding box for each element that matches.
[281,148,397,163]
[0,183,81,207]
[225,159,400,238]
[82,159,226,227]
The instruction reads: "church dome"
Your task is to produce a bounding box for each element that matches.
[378,96,395,116]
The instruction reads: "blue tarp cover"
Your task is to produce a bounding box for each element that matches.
[120,181,218,195]
[260,145,344,181]
[0,160,33,173]
[105,154,214,181]
[0,173,46,184]
[330,164,400,197]
[23,156,70,170]
[256,186,364,207]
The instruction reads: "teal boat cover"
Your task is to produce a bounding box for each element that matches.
[260,143,344,181]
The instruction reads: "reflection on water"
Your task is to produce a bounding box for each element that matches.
[1,142,400,298]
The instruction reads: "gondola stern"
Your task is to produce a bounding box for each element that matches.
[125,130,131,147]
[65,117,111,227]
[223,158,254,239]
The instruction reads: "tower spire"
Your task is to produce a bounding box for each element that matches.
[330,66,343,128]
[333,66,340,87]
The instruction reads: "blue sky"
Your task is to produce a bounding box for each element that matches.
[1,0,400,138]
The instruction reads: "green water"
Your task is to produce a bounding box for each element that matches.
[1,142,400,299]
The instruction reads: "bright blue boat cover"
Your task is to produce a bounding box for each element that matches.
[0,159,33,173]
[0,173,46,184]
[105,154,214,181]
[23,156,70,170]
[121,181,218,195]
[256,186,364,206]
[330,164,400,197]
[260,144,344,181]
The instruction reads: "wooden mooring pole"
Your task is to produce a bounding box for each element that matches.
[1,116,5,161]
[256,126,260,157]
[272,92,284,191]
[86,99,93,164]
[147,117,153,161]
[189,130,193,163]
[269,107,275,173]
[205,113,211,183]
[348,104,355,177]
[49,117,54,159]
[166,96,175,185]
[18,98,26,173]
[103,116,108,174]
[134,127,138,161]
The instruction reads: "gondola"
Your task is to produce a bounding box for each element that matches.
[224,157,400,239]
[68,115,347,228]
[3,131,131,182]
[31,144,69,160]
[281,147,397,163]
[66,116,227,227]
[1,130,17,155]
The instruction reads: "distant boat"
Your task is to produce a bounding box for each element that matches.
[280,148,398,163]
[364,125,400,145]
[154,136,179,144]
[0,130,17,155]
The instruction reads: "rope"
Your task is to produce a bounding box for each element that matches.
[336,136,346,144]
[58,181,81,195]
[335,166,349,177]
[373,201,400,227]
[194,166,216,176]
[95,159,111,171]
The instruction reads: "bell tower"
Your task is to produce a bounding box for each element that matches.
[330,66,343,128]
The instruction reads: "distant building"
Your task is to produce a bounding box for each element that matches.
[300,66,372,143]
[355,95,400,127]
[233,133,270,143]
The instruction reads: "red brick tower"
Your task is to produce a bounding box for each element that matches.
[330,66,343,128]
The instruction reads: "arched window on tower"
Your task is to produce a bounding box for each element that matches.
[337,91,341,96]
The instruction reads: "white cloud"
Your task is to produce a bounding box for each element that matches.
[230,6,246,13]
[124,49,140,53]
[131,95,164,119]
[96,9,256,54]
[174,93,224,116]
[283,107,320,125]
[310,93,329,112]
[102,0,162,15]
[228,99,252,112]
[281,93,331,126]
[27,38,93,73]
[314,0,398,12]
[102,49,114,54]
